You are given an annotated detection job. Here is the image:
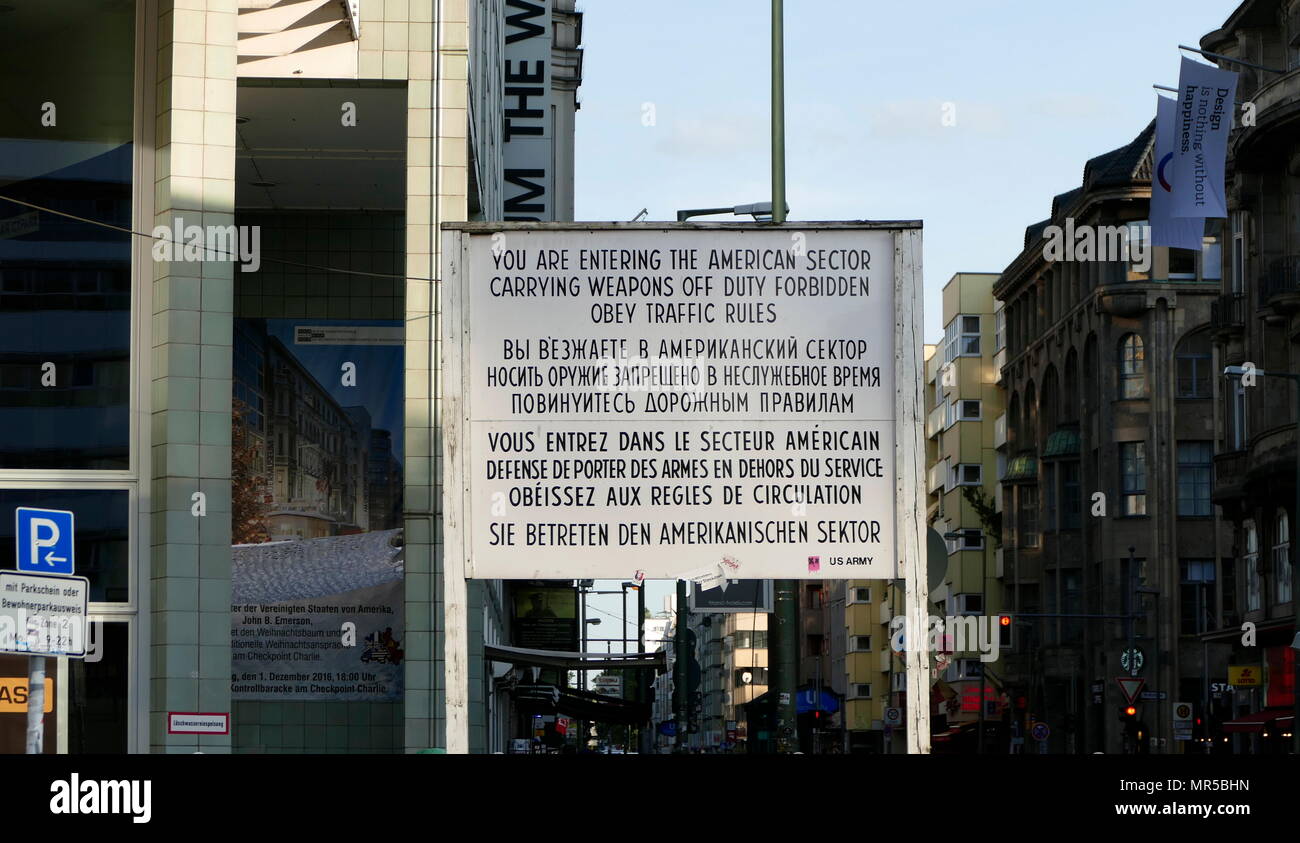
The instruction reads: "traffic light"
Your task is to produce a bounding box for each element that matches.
[998,614,1012,648]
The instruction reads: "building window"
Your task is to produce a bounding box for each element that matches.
[849,587,872,604]
[1245,521,1261,612]
[0,489,130,603]
[1275,510,1292,605]
[948,529,984,551]
[1177,442,1213,517]
[1044,462,1057,532]
[1120,442,1147,516]
[958,399,982,421]
[1019,486,1039,548]
[1229,379,1248,450]
[1180,559,1216,635]
[954,463,982,486]
[1126,220,1151,281]
[0,1,136,469]
[851,635,873,652]
[994,308,1006,351]
[1176,332,1212,398]
[1119,334,1146,399]
[955,594,984,615]
[1231,211,1248,295]
[1202,220,1223,281]
[732,630,768,650]
[851,683,873,699]
[1169,247,1197,279]
[1062,461,1082,529]
[944,315,981,362]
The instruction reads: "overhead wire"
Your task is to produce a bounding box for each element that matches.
[0,194,438,282]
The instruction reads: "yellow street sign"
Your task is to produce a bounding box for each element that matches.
[0,677,54,713]
[1228,665,1261,686]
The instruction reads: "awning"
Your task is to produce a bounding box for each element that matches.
[797,688,841,715]
[1222,707,1292,733]
[485,643,667,673]
[1043,427,1080,458]
[1003,455,1037,482]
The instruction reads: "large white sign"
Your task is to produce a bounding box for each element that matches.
[444,224,922,582]
[0,570,88,658]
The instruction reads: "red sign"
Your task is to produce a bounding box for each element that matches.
[555,716,570,736]
[960,685,1000,713]
[1266,647,1295,708]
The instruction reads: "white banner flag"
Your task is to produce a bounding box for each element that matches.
[1151,96,1205,250]
[1171,56,1237,219]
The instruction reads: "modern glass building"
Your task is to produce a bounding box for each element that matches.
[0,0,581,754]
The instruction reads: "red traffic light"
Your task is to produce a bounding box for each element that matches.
[999,615,1011,627]
[1124,705,1137,717]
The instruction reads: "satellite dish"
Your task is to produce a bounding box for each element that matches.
[926,528,949,593]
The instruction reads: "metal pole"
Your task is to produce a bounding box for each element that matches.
[25,656,44,754]
[1293,380,1300,755]
[979,544,987,754]
[772,579,798,752]
[579,586,586,750]
[637,582,646,753]
[673,580,688,751]
[771,0,786,224]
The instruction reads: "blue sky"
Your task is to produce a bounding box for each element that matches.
[573,0,1237,642]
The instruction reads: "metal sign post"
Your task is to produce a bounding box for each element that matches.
[8,507,88,754]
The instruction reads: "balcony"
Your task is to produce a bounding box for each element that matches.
[1258,256,1300,312]
[1209,293,1245,340]
[927,462,945,494]
[926,403,945,439]
[993,413,1007,450]
[1211,449,1247,507]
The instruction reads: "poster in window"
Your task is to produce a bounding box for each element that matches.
[229,319,404,701]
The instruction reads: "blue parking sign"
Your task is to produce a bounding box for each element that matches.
[15,507,75,575]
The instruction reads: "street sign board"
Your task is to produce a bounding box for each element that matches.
[1116,676,1145,704]
[167,712,230,734]
[15,507,74,575]
[884,706,902,727]
[1030,722,1050,741]
[1172,700,1193,741]
[0,571,88,657]
[689,579,773,613]
[1228,665,1260,686]
[591,675,622,697]
[1139,690,1167,701]
[0,677,53,713]
[442,222,923,581]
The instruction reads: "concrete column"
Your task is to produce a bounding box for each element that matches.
[149,0,239,753]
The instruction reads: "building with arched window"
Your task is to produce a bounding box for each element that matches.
[993,119,1230,755]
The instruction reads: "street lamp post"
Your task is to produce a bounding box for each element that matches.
[1225,365,1300,755]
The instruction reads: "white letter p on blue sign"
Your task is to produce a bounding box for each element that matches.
[15,507,75,575]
